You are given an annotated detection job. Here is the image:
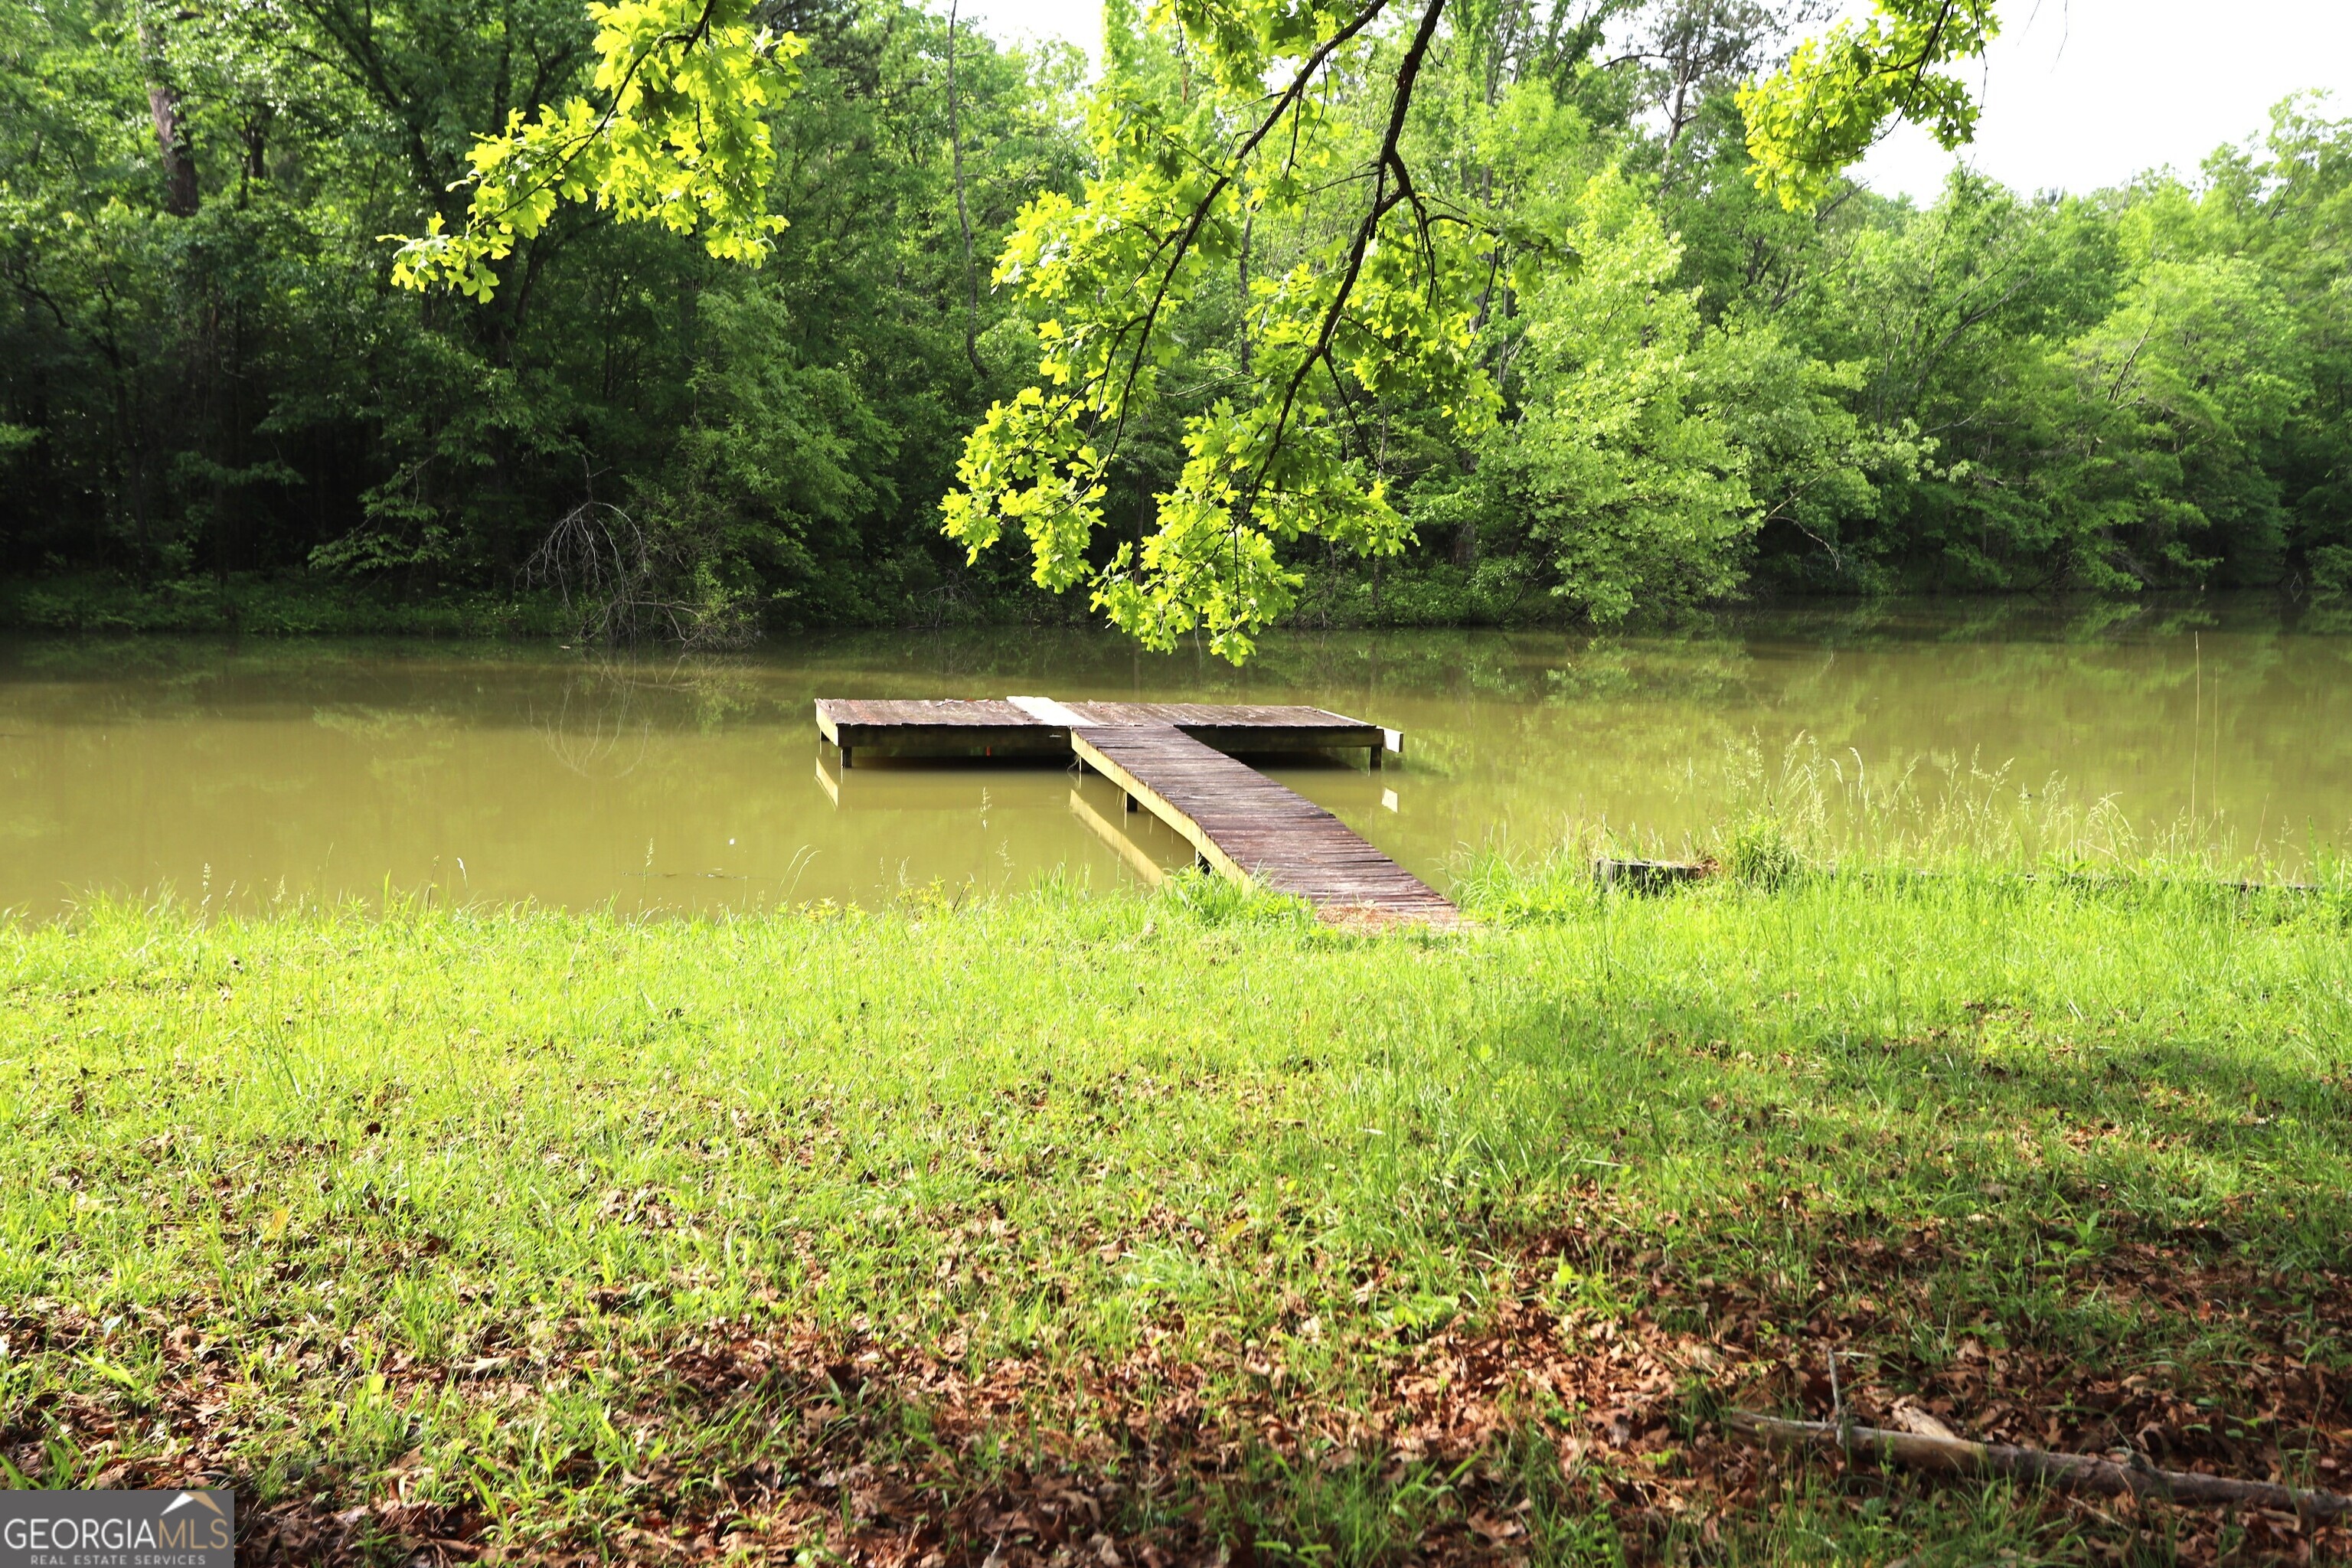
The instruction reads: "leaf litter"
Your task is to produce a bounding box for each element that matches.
[8,1209,2347,1565]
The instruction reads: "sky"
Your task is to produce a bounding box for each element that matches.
[953,0,2352,202]
[1849,0,2352,201]
[952,0,1103,65]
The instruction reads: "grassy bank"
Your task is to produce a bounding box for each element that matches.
[4,869,2350,1565]
[0,575,573,637]
[0,560,1576,637]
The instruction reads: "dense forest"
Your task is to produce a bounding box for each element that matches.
[2,0,2349,640]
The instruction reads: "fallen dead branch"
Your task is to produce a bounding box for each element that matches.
[524,500,758,648]
[1726,1409,2352,1519]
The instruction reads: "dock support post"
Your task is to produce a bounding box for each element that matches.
[840,745,852,769]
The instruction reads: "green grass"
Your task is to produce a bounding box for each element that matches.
[4,867,2350,1565]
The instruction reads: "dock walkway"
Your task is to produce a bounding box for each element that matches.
[812,696,1455,928]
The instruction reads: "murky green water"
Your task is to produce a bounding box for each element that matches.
[5,597,2349,916]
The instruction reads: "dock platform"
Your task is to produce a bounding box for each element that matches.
[812,698,1070,762]
[814,698,1393,766]
[812,696,1454,928]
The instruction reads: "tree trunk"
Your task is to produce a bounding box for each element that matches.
[947,0,986,381]
[139,13,199,216]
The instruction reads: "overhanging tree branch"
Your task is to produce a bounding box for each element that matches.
[941,0,1514,662]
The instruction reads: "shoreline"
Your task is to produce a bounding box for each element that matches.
[4,573,2340,642]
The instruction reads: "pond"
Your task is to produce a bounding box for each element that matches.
[5,596,2350,917]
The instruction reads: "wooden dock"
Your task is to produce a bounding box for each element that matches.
[1070,724,1459,927]
[812,696,1455,929]
[812,697,1394,766]
[811,698,1070,762]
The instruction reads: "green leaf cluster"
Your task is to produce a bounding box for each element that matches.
[1736,0,1998,211]
[940,0,1506,661]
[387,0,808,299]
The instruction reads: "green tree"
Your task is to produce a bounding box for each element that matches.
[2207,97,2352,593]
[2043,252,2309,586]
[1738,0,1998,209]
[386,0,808,299]
[1486,168,1753,620]
[939,0,1522,661]
[0,0,1079,621]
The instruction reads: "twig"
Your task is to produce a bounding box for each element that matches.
[1724,1410,2352,1520]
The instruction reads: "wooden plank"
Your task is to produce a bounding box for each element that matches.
[1067,701,1374,729]
[813,697,1065,758]
[812,697,1396,759]
[815,697,1040,733]
[1008,694,1093,727]
[1067,702,1383,756]
[1069,724,1459,929]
